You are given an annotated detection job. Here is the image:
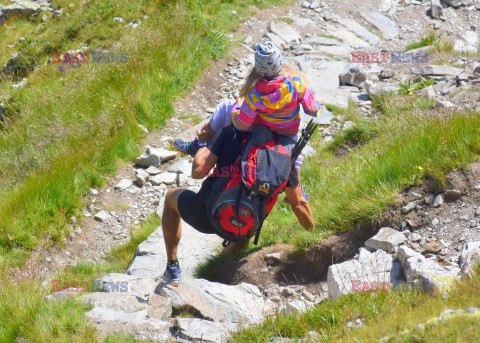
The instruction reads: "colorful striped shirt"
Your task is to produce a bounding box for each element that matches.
[232,74,322,136]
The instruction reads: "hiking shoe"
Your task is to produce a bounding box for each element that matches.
[163,263,181,286]
[173,138,200,157]
[284,185,310,204]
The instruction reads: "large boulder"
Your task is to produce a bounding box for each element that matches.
[160,279,266,324]
[327,249,402,299]
[1,52,33,79]
[0,0,53,25]
[339,64,367,88]
[360,11,399,40]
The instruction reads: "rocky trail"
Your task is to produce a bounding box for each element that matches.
[4,0,480,341]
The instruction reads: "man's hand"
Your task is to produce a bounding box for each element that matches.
[192,146,218,179]
[285,184,315,230]
[197,122,215,143]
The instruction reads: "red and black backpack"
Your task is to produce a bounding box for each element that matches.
[205,125,296,246]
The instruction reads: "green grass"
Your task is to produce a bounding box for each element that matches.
[231,271,480,342]
[0,213,160,342]
[405,30,437,52]
[0,0,288,268]
[258,92,480,249]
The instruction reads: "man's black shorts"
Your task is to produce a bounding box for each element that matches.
[178,189,217,234]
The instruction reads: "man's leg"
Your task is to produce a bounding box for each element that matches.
[162,188,186,261]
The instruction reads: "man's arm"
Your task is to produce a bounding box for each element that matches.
[285,184,315,229]
[191,146,218,179]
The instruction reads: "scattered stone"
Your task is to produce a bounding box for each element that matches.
[147,294,172,320]
[365,227,407,253]
[379,69,394,79]
[424,241,443,254]
[431,218,440,226]
[150,172,178,186]
[432,193,445,208]
[94,210,111,223]
[410,233,423,242]
[443,0,462,7]
[402,200,421,214]
[429,0,443,20]
[146,166,161,175]
[424,193,435,204]
[135,169,149,186]
[284,299,308,314]
[339,64,367,88]
[265,252,282,265]
[397,245,422,266]
[113,17,125,23]
[169,159,192,175]
[174,318,240,342]
[453,30,479,54]
[116,178,133,190]
[444,189,462,200]
[134,148,177,167]
[301,290,316,302]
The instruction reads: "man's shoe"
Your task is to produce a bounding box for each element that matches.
[284,185,310,204]
[163,263,181,286]
[173,138,200,157]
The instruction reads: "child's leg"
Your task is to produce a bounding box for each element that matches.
[197,99,236,143]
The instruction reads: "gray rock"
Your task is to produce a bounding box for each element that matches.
[430,0,443,20]
[265,252,282,264]
[126,255,164,278]
[365,227,406,253]
[95,273,157,300]
[334,18,381,45]
[177,173,189,187]
[147,294,172,320]
[445,189,462,200]
[46,287,86,301]
[169,159,192,175]
[79,292,147,313]
[94,210,111,223]
[145,166,161,175]
[342,121,355,131]
[134,148,177,167]
[160,279,265,324]
[327,249,395,299]
[150,172,178,186]
[443,0,462,6]
[1,52,32,78]
[174,318,241,342]
[411,65,463,77]
[459,241,480,275]
[113,17,125,23]
[268,20,301,46]
[263,32,287,51]
[283,299,309,315]
[432,193,444,208]
[466,61,480,76]
[424,193,435,204]
[135,169,149,186]
[401,200,421,214]
[115,178,133,190]
[410,233,422,242]
[379,69,394,79]
[0,0,53,25]
[339,64,367,88]
[360,11,399,40]
[364,80,399,98]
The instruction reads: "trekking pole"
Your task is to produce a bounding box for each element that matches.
[291,119,319,163]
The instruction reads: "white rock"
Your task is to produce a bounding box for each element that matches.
[175,318,241,342]
[432,193,444,208]
[116,178,133,190]
[134,148,177,167]
[365,227,406,253]
[327,249,396,299]
[94,210,111,223]
[135,169,149,186]
[150,172,178,186]
[169,159,192,175]
[146,166,161,175]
